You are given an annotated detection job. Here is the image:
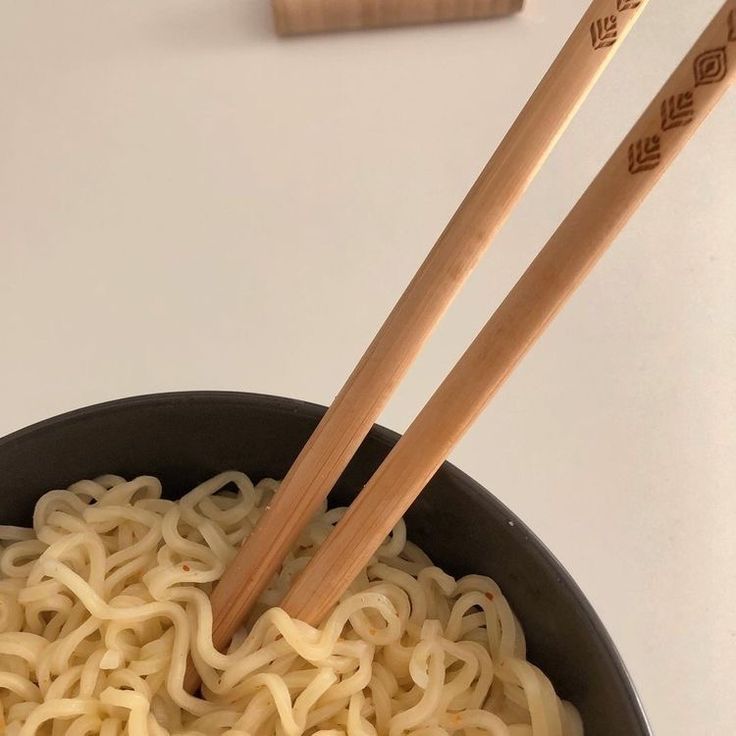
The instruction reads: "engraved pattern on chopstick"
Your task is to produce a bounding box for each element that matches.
[694,47,728,85]
[591,1,642,52]
[660,92,695,130]
[628,136,661,174]
[590,15,618,49]
[628,13,732,176]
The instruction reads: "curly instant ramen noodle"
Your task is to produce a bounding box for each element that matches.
[0,472,582,736]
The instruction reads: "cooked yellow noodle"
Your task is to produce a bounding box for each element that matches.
[0,472,583,736]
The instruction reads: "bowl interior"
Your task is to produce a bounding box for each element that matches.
[0,392,650,735]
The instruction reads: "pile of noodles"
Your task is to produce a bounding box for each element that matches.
[0,472,583,736]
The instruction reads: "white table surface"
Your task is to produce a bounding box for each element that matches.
[1,1,734,733]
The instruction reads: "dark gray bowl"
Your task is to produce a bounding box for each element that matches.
[0,391,650,735]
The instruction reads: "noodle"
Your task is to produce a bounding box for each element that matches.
[0,472,583,736]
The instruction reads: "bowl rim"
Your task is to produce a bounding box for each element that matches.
[0,390,652,734]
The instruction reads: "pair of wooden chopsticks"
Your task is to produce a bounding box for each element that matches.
[186,0,734,691]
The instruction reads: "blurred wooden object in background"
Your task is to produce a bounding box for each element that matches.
[272,0,523,36]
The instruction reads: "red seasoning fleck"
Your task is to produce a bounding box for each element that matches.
[182,564,191,572]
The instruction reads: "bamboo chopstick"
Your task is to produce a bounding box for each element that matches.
[192,1,649,682]
[280,0,736,626]
[188,0,650,679]
[272,0,523,36]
